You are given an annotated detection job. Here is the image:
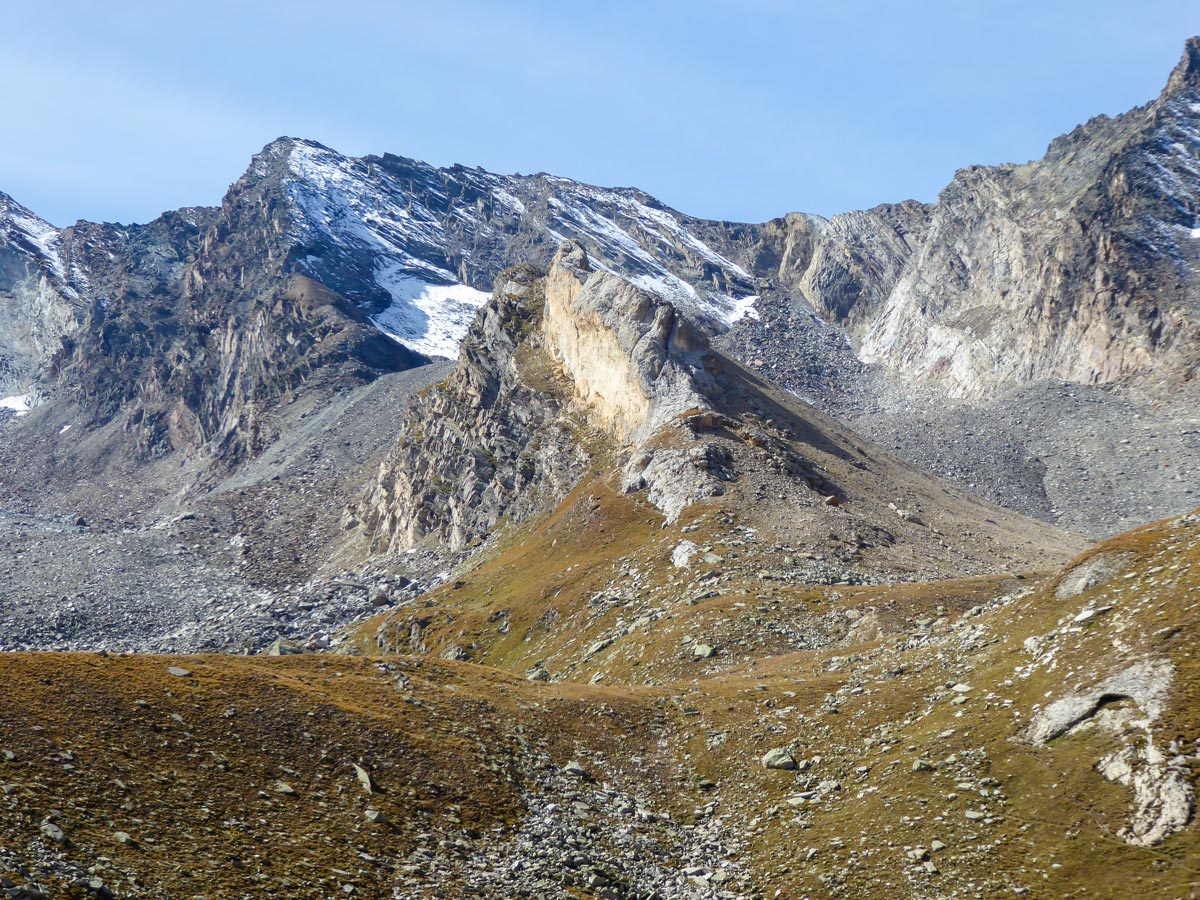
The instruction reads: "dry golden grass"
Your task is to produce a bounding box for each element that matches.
[0,654,682,899]
[4,489,1195,899]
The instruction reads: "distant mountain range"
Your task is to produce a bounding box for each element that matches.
[2,37,1200,900]
[0,38,1197,527]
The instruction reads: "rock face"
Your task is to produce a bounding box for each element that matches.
[831,40,1200,397]
[358,263,583,554]
[46,156,423,470]
[752,203,931,330]
[358,241,726,554]
[541,241,713,443]
[0,194,86,398]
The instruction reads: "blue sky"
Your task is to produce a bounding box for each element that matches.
[3,1,1197,226]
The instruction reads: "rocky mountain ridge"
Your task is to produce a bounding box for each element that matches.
[765,38,1200,401]
[0,193,85,400]
[0,36,1199,900]
[356,241,1079,582]
[1,43,1198,520]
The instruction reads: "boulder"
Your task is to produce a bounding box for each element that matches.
[761,747,798,770]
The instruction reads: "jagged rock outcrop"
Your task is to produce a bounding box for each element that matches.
[750,203,931,328]
[357,263,584,554]
[1021,655,1193,848]
[541,241,713,442]
[0,194,86,398]
[719,39,1200,402]
[357,240,731,554]
[358,240,765,554]
[543,243,746,524]
[851,39,1200,397]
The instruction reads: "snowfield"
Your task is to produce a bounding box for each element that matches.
[0,395,31,416]
[372,264,490,359]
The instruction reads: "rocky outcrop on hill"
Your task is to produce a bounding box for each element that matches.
[357,262,583,554]
[357,240,732,555]
[749,202,931,329]
[541,241,713,441]
[848,40,1200,397]
[357,240,1080,581]
[0,194,86,398]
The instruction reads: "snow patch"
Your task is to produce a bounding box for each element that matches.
[726,293,760,323]
[8,212,64,279]
[0,395,31,416]
[372,263,490,359]
[631,275,758,326]
[492,188,526,214]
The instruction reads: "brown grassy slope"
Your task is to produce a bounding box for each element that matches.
[0,654,682,900]
[671,508,1200,899]
[346,433,1075,687]
[1,510,1191,899]
[347,506,1198,899]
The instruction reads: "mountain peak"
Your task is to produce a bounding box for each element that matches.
[1165,35,1200,94]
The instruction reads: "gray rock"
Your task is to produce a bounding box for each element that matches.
[761,747,798,770]
[585,638,615,658]
[562,761,589,779]
[266,638,304,656]
[1020,659,1172,745]
[671,540,699,568]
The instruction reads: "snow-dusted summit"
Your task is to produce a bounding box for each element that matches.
[0,193,86,398]
[258,138,761,358]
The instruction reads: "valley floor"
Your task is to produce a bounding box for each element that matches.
[2,510,1197,899]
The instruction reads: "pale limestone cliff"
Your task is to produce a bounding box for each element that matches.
[356,264,585,554]
[356,242,737,554]
[541,241,712,444]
